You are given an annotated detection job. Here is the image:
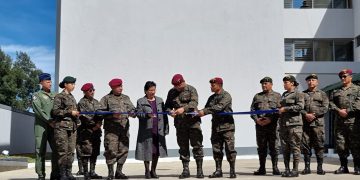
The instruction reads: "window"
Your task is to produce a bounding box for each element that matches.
[284,0,351,8]
[285,39,354,61]
[356,35,360,47]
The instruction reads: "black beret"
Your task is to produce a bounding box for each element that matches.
[260,77,272,84]
[305,74,318,81]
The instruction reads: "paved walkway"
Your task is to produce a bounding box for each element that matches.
[1,157,359,180]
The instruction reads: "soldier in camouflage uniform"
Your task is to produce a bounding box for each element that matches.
[300,74,329,175]
[77,83,103,180]
[52,76,80,180]
[32,73,59,180]
[250,77,281,176]
[165,74,204,179]
[198,77,237,178]
[278,75,304,177]
[99,78,136,180]
[329,69,360,175]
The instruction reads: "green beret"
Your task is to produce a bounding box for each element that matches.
[59,76,76,88]
[305,74,318,81]
[260,77,272,84]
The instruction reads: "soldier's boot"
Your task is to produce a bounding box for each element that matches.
[316,156,325,175]
[66,165,76,180]
[195,159,204,178]
[271,156,281,175]
[59,166,68,180]
[150,157,159,179]
[89,157,102,179]
[144,161,151,179]
[115,163,128,179]
[229,161,236,178]
[289,160,299,177]
[334,157,349,174]
[178,161,190,179]
[76,157,84,175]
[301,155,311,175]
[353,158,360,175]
[254,156,266,175]
[281,159,291,177]
[82,158,91,180]
[106,164,114,180]
[209,160,223,178]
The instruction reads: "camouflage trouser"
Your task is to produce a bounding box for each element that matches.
[301,125,325,159]
[54,127,77,169]
[34,120,58,178]
[175,122,204,161]
[256,125,279,159]
[76,127,102,157]
[211,130,237,162]
[104,126,129,165]
[335,122,360,159]
[280,126,303,164]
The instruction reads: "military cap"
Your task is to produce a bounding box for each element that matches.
[338,69,352,77]
[59,76,76,88]
[38,73,51,82]
[260,77,272,84]
[209,77,223,84]
[283,75,299,86]
[171,74,185,86]
[81,83,94,92]
[109,78,122,87]
[305,74,318,81]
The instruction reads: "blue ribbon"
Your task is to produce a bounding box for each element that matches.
[80,109,278,116]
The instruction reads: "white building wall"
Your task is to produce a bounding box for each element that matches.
[57,0,360,152]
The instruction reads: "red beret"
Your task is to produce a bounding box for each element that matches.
[209,77,223,84]
[81,83,94,92]
[171,74,184,86]
[338,69,352,77]
[109,78,123,87]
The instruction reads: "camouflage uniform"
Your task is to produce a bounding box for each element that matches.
[52,90,79,179]
[77,96,103,178]
[99,92,135,179]
[329,83,360,173]
[32,89,58,179]
[279,89,304,176]
[301,88,329,174]
[202,89,237,178]
[165,84,204,178]
[250,90,281,175]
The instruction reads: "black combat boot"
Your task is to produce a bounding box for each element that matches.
[334,157,349,174]
[254,156,266,175]
[289,160,299,177]
[229,161,236,178]
[209,160,223,178]
[271,156,281,175]
[90,157,102,179]
[115,163,128,179]
[82,158,91,180]
[179,161,190,179]
[66,165,76,180]
[316,156,325,175]
[196,159,204,178]
[281,158,291,177]
[59,166,68,180]
[106,164,114,180]
[354,158,360,175]
[301,155,311,175]
[76,157,84,175]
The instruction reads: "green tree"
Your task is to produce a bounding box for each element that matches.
[0,48,43,111]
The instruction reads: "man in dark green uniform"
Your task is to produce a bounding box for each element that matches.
[329,69,360,174]
[77,83,103,180]
[32,73,58,180]
[300,74,329,175]
[250,77,281,176]
[165,74,204,179]
[198,77,237,178]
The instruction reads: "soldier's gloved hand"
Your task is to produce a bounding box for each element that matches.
[338,109,348,118]
[175,107,185,115]
[71,110,80,117]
